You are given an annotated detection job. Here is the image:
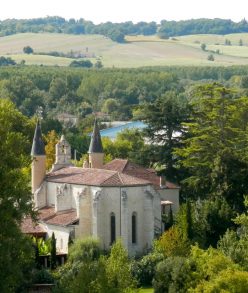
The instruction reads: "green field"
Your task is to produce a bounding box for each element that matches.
[1,32,248,67]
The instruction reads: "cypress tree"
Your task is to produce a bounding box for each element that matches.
[50,233,57,270]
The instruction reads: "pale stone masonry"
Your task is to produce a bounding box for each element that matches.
[23,119,179,256]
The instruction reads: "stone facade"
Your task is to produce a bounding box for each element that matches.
[26,120,180,256]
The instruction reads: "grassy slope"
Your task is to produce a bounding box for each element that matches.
[1,32,248,67]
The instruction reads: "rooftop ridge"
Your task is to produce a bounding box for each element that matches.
[117,172,125,185]
[100,171,122,186]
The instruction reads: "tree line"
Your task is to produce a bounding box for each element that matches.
[1,16,248,42]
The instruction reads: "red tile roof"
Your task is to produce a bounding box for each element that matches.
[39,206,78,226]
[21,217,46,235]
[104,159,179,189]
[46,167,151,187]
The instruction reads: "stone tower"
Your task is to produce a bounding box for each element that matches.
[88,119,104,168]
[52,135,72,171]
[31,120,46,193]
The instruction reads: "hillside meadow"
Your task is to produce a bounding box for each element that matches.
[1,32,248,67]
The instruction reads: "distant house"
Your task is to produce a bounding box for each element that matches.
[57,113,77,126]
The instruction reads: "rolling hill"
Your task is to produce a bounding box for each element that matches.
[2,32,248,67]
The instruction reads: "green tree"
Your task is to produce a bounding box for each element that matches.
[139,90,189,181]
[207,54,215,61]
[101,98,119,114]
[154,226,190,258]
[50,232,57,269]
[218,196,248,269]
[192,269,248,293]
[69,59,93,68]
[175,84,248,210]
[106,239,137,292]
[201,43,206,51]
[0,56,16,66]
[23,45,34,54]
[54,238,102,292]
[153,256,195,293]
[44,130,59,170]
[0,99,35,292]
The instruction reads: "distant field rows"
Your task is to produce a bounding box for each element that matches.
[1,32,248,67]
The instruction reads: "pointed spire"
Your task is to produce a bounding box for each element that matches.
[31,120,45,156]
[88,119,103,153]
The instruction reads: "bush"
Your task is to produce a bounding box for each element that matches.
[192,269,248,292]
[69,237,101,263]
[23,46,34,54]
[69,59,93,68]
[0,56,16,66]
[32,268,54,284]
[201,43,206,51]
[154,226,190,258]
[131,252,163,287]
[207,54,215,61]
[153,256,195,293]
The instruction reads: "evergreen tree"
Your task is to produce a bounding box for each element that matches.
[139,90,190,181]
[175,84,248,210]
[50,232,57,270]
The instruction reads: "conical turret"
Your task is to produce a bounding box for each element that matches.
[88,119,104,168]
[31,120,46,193]
[31,120,45,156]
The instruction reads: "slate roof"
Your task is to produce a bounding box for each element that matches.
[31,120,45,156]
[104,159,179,189]
[88,119,103,153]
[46,167,151,187]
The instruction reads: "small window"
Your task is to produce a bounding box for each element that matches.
[110,212,116,245]
[132,212,137,244]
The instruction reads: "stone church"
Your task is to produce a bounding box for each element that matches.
[22,120,179,256]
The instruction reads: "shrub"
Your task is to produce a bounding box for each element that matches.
[154,226,190,257]
[131,252,163,287]
[69,59,93,68]
[32,268,54,284]
[207,54,215,61]
[23,46,34,54]
[201,43,206,51]
[153,256,195,293]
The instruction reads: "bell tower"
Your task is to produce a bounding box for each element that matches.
[52,135,72,171]
[88,119,104,168]
[31,120,46,194]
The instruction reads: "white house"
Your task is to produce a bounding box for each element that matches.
[22,120,179,256]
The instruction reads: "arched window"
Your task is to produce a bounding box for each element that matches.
[132,212,137,244]
[110,212,116,245]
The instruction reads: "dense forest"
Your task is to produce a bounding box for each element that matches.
[1,16,248,42]
[1,65,248,119]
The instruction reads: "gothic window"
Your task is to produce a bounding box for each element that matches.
[132,212,137,244]
[110,212,116,245]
